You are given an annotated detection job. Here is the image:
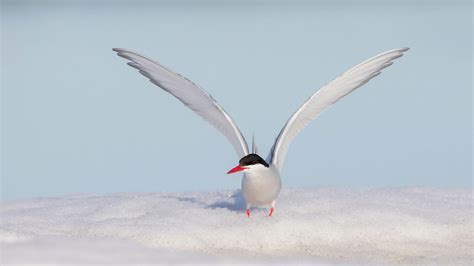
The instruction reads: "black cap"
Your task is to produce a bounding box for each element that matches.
[239,153,269,168]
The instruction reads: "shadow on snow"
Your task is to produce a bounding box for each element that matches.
[170,190,246,213]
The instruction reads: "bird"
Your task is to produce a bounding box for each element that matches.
[113,47,409,217]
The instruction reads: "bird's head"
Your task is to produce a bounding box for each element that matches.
[226,153,269,174]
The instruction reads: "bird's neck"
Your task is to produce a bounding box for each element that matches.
[245,164,276,179]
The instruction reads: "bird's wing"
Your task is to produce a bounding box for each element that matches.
[113,48,249,158]
[268,48,409,171]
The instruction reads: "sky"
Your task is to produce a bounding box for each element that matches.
[1,0,472,200]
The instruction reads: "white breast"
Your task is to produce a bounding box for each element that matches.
[241,164,281,206]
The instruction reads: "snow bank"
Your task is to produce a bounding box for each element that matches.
[1,187,472,264]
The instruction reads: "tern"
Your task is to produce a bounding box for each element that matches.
[113,47,408,217]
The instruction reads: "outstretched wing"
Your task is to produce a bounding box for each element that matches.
[268,48,409,171]
[113,48,249,158]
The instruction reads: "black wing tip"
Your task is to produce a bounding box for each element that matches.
[112,48,128,59]
[112,48,135,58]
[113,49,137,62]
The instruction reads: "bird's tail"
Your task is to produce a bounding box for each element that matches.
[252,133,258,154]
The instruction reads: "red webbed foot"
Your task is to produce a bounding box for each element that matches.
[268,207,274,216]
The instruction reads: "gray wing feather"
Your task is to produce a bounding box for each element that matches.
[113,48,249,158]
[268,48,409,171]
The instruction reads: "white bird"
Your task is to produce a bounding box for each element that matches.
[113,47,409,217]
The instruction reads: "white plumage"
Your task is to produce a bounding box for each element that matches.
[113,47,408,216]
[268,48,409,171]
[113,48,249,158]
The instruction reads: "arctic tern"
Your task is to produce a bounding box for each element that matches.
[113,47,408,217]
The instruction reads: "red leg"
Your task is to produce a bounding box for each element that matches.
[246,209,250,217]
[268,207,274,216]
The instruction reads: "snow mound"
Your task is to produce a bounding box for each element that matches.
[1,187,472,264]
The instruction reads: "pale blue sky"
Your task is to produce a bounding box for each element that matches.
[2,1,472,200]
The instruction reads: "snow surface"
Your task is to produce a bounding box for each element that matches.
[1,187,473,264]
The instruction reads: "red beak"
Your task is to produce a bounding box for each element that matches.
[227,165,246,174]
